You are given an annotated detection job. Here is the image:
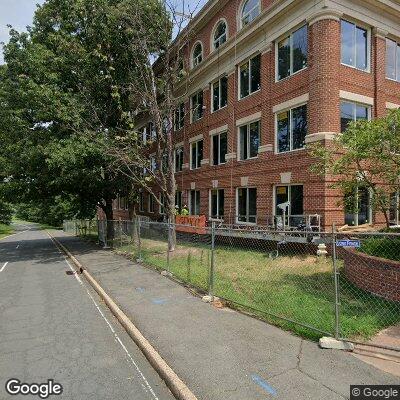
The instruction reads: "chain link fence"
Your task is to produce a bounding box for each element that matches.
[63,219,400,346]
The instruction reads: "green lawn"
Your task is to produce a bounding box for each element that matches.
[0,223,14,240]
[115,236,400,341]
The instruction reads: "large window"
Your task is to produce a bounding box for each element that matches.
[192,42,203,68]
[210,189,224,219]
[277,25,308,81]
[344,187,372,226]
[190,139,203,170]
[148,195,155,213]
[139,192,145,212]
[212,76,228,112]
[212,131,227,165]
[175,191,183,212]
[174,103,185,131]
[277,104,307,153]
[191,91,204,122]
[190,190,201,215]
[241,0,260,27]
[213,21,227,49]
[386,38,400,82]
[239,54,261,99]
[275,185,303,215]
[174,146,184,172]
[239,121,260,160]
[340,101,370,132]
[237,188,257,223]
[341,20,369,71]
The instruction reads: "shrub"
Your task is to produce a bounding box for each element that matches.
[0,200,13,225]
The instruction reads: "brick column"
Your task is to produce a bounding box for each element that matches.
[373,28,388,118]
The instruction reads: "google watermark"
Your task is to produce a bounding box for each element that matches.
[5,379,63,399]
[351,385,400,400]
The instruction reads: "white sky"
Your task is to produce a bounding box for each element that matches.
[0,0,208,64]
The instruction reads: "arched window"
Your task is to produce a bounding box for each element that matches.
[192,42,203,68]
[241,0,260,27]
[213,21,227,49]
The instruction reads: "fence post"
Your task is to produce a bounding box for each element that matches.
[166,218,171,273]
[332,223,341,340]
[208,220,216,299]
[137,218,142,262]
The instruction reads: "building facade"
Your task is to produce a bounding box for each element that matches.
[113,0,400,230]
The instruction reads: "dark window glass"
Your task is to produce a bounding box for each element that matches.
[213,135,219,166]
[240,62,249,98]
[340,102,353,132]
[277,111,290,152]
[397,44,400,81]
[278,38,290,80]
[175,147,183,172]
[190,190,200,215]
[292,26,308,73]
[213,76,228,112]
[341,20,355,66]
[275,186,288,216]
[248,188,257,223]
[211,189,224,218]
[250,54,261,93]
[193,43,203,67]
[213,80,220,112]
[386,39,397,80]
[192,91,203,122]
[239,125,248,160]
[241,0,260,26]
[221,76,228,108]
[356,104,368,120]
[249,121,260,158]
[292,105,307,150]
[191,143,196,169]
[220,132,227,164]
[214,22,227,49]
[197,140,203,167]
[290,185,304,215]
[175,191,182,211]
[238,188,257,223]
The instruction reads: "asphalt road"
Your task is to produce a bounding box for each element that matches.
[0,223,175,400]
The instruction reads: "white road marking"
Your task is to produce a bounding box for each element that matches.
[47,233,159,400]
[0,262,9,272]
[16,245,20,249]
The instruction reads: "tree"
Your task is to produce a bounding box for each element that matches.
[0,0,171,229]
[0,200,13,225]
[310,109,400,228]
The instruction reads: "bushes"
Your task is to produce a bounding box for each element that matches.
[0,200,13,225]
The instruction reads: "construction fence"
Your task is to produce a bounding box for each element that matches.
[63,219,400,347]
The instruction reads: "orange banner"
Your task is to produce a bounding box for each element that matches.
[175,215,207,234]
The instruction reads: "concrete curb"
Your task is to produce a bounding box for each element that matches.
[48,232,199,400]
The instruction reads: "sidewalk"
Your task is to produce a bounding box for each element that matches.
[51,230,397,400]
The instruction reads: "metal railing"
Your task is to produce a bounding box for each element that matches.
[64,218,400,348]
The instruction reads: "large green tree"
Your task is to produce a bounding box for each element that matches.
[0,0,171,226]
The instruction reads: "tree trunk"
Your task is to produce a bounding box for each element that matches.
[167,201,176,252]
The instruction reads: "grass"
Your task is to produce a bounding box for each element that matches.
[113,234,400,341]
[0,223,14,240]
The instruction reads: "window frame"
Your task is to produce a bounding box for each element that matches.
[189,190,201,215]
[340,19,371,73]
[211,131,228,166]
[209,189,225,219]
[174,145,184,172]
[190,139,203,170]
[340,101,372,133]
[275,103,308,154]
[273,184,304,216]
[191,90,204,123]
[236,187,257,225]
[237,120,260,161]
[386,37,400,82]
[191,41,203,69]
[240,0,260,29]
[211,75,228,113]
[275,24,308,82]
[238,53,261,100]
[148,194,155,213]
[213,20,228,50]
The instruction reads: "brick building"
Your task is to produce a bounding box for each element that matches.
[112,0,400,231]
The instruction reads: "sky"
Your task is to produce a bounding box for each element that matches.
[0,0,208,64]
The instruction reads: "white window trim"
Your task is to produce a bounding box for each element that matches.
[340,100,372,125]
[340,19,371,73]
[190,90,204,123]
[386,102,400,110]
[274,103,308,154]
[191,41,203,69]
[385,38,400,82]
[275,24,308,83]
[211,76,228,113]
[236,187,257,225]
[237,120,260,161]
[209,189,224,218]
[210,131,228,166]
[174,145,184,173]
[212,19,228,51]
[190,139,203,170]
[238,54,261,101]
[239,0,261,30]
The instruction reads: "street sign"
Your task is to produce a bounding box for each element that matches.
[336,239,361,248]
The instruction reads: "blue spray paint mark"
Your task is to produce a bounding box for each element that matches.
[151,298,168,305]
[135,287,146,293]
[251,374,277,397]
